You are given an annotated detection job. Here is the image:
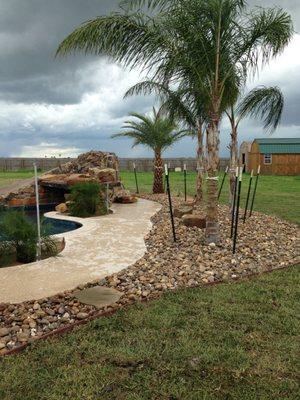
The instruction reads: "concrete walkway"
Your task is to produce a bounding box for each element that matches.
[0,199,161,304]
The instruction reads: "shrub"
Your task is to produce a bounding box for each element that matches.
[0,210,58,264]
[69,182,107,218]
[0,211,37,263]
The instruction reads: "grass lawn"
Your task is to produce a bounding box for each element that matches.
[0,266,299,399]
[1,170,299,224]
[0,169,299,399]
[121,171,300,225]
[0,170,35,188]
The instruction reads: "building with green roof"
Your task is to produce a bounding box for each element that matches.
[240,138,300,175]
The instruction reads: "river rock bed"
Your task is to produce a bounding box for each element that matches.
[0,194,299,354]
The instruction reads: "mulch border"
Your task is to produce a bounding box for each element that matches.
[1,262,297,358]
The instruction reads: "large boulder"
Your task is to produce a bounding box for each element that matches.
[55,203,68,213]
[114,189,138,204]
[182,214,206,229]
[174,206,194,218]
[88,167,117,183]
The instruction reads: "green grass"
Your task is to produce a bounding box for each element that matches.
[1,170,298,224]
[0,170,35,188]
[0,266,299,400]
[121,171,300,224]
[0,170,299,398]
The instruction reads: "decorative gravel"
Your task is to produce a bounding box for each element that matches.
[0,194,299,354]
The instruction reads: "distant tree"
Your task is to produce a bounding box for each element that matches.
[112,107,189,193]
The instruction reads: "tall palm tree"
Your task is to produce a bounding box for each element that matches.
[57,0,293,243]
[112,107,188,193]
[227,86,284,201]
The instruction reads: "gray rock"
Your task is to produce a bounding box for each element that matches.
[74,286,123,309]
[76,312,89,320]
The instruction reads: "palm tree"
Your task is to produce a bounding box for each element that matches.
[57,0,293,243]
[112,107,188,193]
[126,81,208,203]
[227,86,284,201]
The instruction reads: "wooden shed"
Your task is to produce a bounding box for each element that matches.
[239,141,252,172]
[247,138,300,175]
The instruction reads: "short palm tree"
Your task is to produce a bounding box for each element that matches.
[57,0,293,243]
[227,86,284,201]
[126,81,209,203]
[112,108,188,193]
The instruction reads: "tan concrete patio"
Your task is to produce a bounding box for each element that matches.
[0,199,161,304]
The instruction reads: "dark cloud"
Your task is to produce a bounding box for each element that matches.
[0,0,119,104]
[0,0,299,158]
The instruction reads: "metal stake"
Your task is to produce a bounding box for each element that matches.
[165,164,176,242]
[218,166,228,199]
[183,163,187,202]
[165,164,169,194]
[230,167,239,238]
[133,162,139,194]
[243,170,253,223]
[233,169,243,254]
[106,182,109,214]
[34,163,42,261]
[249,165,260,217]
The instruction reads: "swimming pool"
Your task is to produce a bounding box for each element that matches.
[0,204,81,241]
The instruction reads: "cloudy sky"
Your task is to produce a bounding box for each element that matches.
[0,0,299,158]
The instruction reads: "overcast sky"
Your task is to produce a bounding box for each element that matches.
[0,0,299,158]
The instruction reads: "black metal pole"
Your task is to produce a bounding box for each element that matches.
[165,164,176,242]
[233,172,242,254]
[243,170,253,223]
[165,164,169,194]
[249,165,260,217]
[230,167,239,238]
[184,164,187,202]
[133,163,139,194]
[218,166,228,200]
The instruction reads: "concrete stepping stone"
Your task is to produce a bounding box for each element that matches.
[74,286,123,308]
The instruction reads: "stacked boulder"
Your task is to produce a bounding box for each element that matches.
[0,151,137,209]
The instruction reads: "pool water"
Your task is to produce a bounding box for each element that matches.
[0,204,81,241]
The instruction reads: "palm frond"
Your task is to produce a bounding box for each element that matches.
[120,0,174,12]
[111,106,187,152]
[238,86,284,131]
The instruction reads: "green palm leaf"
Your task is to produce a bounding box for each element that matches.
[238,86,284,131]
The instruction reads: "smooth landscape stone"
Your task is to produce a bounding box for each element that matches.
[74,286,123,308]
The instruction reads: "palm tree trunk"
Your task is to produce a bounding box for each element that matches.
[229,126,238,208]
[205,115,220,244]
[195,123,204,204]
[153,149,164,194]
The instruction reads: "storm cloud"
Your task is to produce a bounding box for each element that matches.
[0,0,299,158]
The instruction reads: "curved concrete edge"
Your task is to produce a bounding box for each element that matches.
[0,199,162,304]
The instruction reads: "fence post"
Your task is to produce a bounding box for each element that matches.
[133,162,139,194]
[249,165,260,217]
[233,169,243,254]
[183,163,187,202]
[243,170,253,223]
[165,164,176,242]
[230,167,239,238]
